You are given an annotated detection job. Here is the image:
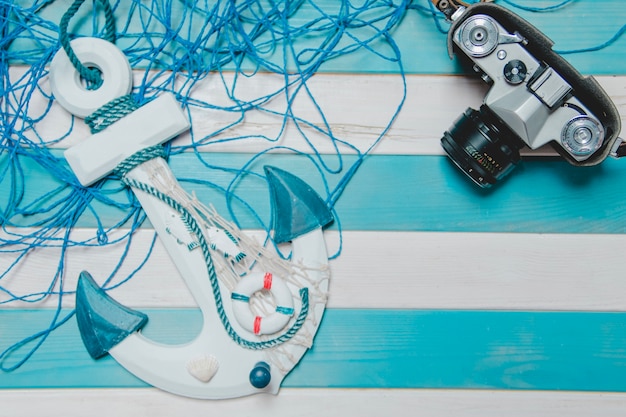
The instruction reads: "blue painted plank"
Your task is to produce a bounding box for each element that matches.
[2,308,626,391]
[8,1,626,74]
[3,153,626,233]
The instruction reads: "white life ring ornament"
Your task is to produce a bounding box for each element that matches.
[231,272,295,336]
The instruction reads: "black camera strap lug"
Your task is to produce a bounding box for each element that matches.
[431,0,494,21]
[431,0,468,20]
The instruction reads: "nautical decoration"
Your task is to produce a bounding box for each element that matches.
[74,163,333,399]
[48,28,333,397]
[231,271,295,336]
[186,354,220,384]
[1,0,626,408]
[0,1,421,376]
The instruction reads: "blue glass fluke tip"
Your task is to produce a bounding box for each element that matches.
[264,165,333,244]
[75,270,148,359]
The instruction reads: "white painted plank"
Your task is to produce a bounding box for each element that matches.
[3,228,626,311]
[2,388,626,417]
[15,67,626,156]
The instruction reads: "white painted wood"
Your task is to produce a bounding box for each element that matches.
[2,388,626,417]
[15,67,625,156]
[5,68,626,409]
[3,228,626,311]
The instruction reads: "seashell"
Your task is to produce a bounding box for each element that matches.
[186,354,219,383]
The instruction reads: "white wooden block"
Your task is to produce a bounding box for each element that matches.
[63,93,190,186]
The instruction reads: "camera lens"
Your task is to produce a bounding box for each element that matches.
[440,106,524,188]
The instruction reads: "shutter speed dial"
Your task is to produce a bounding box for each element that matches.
[503,59,527,84]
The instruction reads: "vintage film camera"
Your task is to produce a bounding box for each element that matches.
[433,1,623,187]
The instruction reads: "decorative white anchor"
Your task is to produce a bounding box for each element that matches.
[49,37,333,399]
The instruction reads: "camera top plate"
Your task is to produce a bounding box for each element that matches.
[446,3,621,166]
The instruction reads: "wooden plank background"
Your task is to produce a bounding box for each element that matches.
[2,0,626,415]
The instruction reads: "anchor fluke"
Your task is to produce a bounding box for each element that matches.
[75,271,148,359]
[264,166,333,244]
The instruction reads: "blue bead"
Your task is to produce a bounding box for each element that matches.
[249,361,271,389]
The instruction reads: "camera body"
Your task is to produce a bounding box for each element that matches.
[439,3,622,187]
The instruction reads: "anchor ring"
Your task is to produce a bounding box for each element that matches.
[231,272,295,335]
[49,37,133,118]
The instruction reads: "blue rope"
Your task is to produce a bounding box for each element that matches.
[499,0,575,12]
[556,23,626,55]
[58,0,116,89]
[1,0,624,370]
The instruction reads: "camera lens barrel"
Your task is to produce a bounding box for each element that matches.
[441,106,524,188]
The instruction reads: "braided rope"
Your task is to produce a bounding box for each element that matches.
[85,95,140,133]
[77,66,310,348]
[113,146,167,178]
[58,0,311,347]
[120,171,310,350]
[58,0,117,90]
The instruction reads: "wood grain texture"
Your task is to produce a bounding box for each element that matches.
[4,309,626,392]
[3,229,626,311]
[3,0,626,413]
[10,0,626,74]
[3,388,626,417]
[16,68,626,155]
[5,152,626,232]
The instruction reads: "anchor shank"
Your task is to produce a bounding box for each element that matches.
[123,157,219,317]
